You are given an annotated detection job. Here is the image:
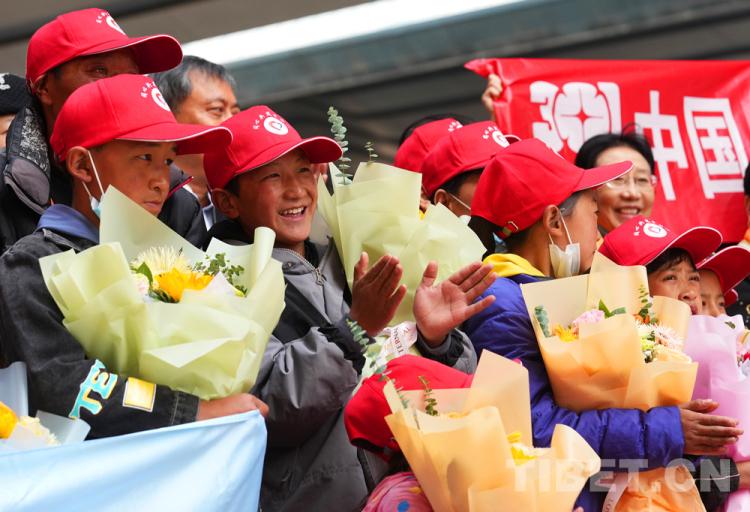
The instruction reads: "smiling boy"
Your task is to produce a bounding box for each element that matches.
[204,105,495,511]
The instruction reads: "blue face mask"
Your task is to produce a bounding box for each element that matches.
[82,151,106,218]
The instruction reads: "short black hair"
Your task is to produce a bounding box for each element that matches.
[432,168,481,200]
[744,163,750,197]
[397,113,475,147]
[152,55,236,112]
[575,126,655,174]
[646,248,696,275]
[469,191,583,259]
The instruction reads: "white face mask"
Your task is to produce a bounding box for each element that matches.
[447,192,471,224]
[548,214,581,278]
[82,150,106,218]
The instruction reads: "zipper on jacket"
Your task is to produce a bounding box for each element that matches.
[275,248,326,286]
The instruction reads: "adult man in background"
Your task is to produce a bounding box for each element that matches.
[153,56,240,230]
[0,8,207,252]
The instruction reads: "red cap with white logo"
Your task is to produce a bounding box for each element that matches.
[472,138,632,239]
[599,215,723,267]
[698,246,750,306]
[50,74,231,160]
[27,8,182,86]
[394,118,464,173]
[420,121,511,198]
[203,105,343,190]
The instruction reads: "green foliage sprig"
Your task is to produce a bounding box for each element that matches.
[534,305,551,338]
[193,253,247,294]
[327,107,353,184]
[364,141,378,162]
[419,376,438,416]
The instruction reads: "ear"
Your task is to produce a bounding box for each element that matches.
[33,74,54,107]
[66,146,94,183]
[212,188,241,219]
[433,189,450,207]
[541,204,564,239]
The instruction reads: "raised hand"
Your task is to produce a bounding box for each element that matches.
[348,252,407,336]
[413,261,496,346]
[481,73,502,122]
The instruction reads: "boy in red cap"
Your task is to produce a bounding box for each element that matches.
[0,8,206,253]
[697,247,750,317]
[0,74,265,439]
[598,215,723,315]
[420,121,511,219]
[203,105,496,512]
[462,139,743,511]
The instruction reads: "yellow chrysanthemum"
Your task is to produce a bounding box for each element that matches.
[0,400,18,439]
[507,431,537,466]
[154,268,213,302]
[131,247,191,276]
[553,324,578,342]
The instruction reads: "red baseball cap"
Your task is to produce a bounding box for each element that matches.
[394,118,464,173]
[698,246,750,305]
[27,8,182,86]
[599,216,722,267]
[420,121,512,198]
[203,105,343,190]
[50,74,231,160]
[471,138,632,238]
[344,355,472,460]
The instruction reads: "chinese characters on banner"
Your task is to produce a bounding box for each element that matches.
[465,58,750,242]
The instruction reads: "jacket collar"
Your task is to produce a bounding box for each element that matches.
[483,252,546,278]
[36,204,98,244]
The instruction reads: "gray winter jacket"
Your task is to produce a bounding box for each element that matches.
[209,219,476,512]
[259,241,475,511]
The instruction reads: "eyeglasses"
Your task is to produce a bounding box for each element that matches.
[602,174,657,191]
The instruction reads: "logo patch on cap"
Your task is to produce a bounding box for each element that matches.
[482,126,509,147]
[448,121,463,132]
[0,74,9,91]
[263,116,289,136]
[636,220,668,239]
[140,81,171,111]
[96,11,126,35]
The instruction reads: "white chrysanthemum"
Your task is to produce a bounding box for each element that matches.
[131,247,191,276]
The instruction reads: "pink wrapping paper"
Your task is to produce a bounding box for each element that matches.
[685,314,750,512]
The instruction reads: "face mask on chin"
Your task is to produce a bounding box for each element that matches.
[548,214,581,278]
[82,150,106,218]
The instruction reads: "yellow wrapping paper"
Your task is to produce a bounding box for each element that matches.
[384,351,601,512]
[603,467,706,512]
[520,253,697,412]
[317,162,486,325]
[39,187,285,399]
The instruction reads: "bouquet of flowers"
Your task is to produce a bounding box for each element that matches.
[316,111,485,326]
[383,351,600,512]
[685,314,750,512]
[0,362,89,452]
[520,253,697,412]
[40,187,285,400]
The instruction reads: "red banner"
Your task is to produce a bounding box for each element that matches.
[466,58,750,242]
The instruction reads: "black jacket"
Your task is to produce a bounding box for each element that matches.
[0,101,207,254]
[0,205,199,438]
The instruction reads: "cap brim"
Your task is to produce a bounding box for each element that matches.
[575,160,633,191]
[240,136,343,174]
[82,34,182,74]
[698,246,750,293]
[725,289,739,307]
[119,123,232,155]
[657,226,723,267]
